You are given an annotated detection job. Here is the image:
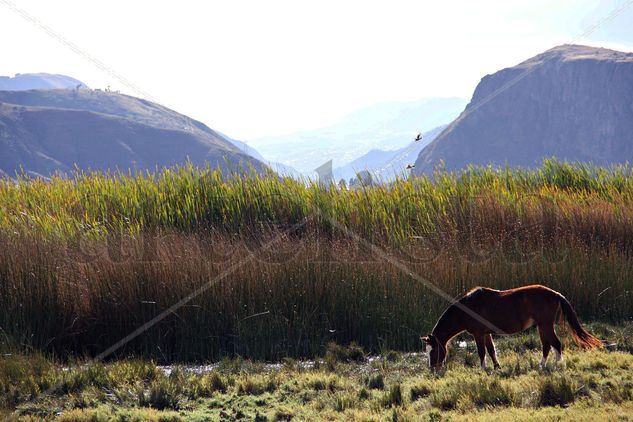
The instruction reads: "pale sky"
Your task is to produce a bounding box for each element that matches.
[1,0,632,141]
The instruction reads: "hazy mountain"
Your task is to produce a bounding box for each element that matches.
[0,73,86,90]
[0,89,264,178]
[251,97,467,175]
[219,133,302,178]
[414,45,633,175]
[333,126,444,182]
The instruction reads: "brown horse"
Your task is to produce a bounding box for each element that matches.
[421,285,602,370]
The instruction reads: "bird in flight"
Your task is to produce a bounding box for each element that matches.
[406,164,415,170]
[414,133,422,142]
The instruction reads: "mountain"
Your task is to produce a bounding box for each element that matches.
[414,45,633,175]
[250,97,467,175]
[333,126,444,182]
[0,73,86,90]
[219,132,302,178]
[0,88,264,178]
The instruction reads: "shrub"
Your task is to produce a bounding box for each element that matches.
[187,372,227,398]
[410,383,432,401]
[334,392,357,412]
[365,373,385,390]
[384,350,400,362]
[306,374,338,392]
[326,342,366,363]
[106,360,159,386]
[381,383,403,408]
[538,376,575,407]
[470,379,514,407]
[59,365,109,394]
[599,380,633,404]
[139,377,181,410]
[274,407,294,421]
[430,378,513,410]
[237,375,278,395]
[430,389,459,411]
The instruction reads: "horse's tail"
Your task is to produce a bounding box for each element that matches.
[558,295,602,349]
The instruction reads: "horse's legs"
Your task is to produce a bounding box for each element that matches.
[484,334,500,369]
[541,324,563,364]
[537,324,552,369]
[474,334,487,369]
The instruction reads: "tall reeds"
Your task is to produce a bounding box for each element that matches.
[1,159,632,361]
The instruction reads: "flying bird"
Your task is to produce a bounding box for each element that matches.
[414,133,422,142]
[406,164,415,170]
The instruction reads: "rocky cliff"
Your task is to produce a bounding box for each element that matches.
[414,45,633,175]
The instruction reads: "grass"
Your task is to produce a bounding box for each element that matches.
[2,160,633,360]
[2,329,633,421]
[2,159,633,243]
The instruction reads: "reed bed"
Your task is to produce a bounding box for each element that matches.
[0,159,632,361]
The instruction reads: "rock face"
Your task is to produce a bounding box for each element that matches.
[414,45,633,175]
[0,89,264,178]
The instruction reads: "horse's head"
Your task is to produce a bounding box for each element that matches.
[421,334,446,369]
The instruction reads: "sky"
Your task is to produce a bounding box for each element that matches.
[1,0,632,141]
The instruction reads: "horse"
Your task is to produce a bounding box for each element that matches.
[421,285,602,370]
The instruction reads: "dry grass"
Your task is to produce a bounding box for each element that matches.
[3,339,633,421]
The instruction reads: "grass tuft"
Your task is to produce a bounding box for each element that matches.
[365,373,385,390]
[538,375,576,407]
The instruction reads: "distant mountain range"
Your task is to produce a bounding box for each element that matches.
[333,125,444,182]
[250,97,467,175]
[0,73,86,90]
[414,44,633,175]
[4,44,633,184]
[219,133,302,178]
[0,85,265,178]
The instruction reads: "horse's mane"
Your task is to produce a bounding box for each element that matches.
[463,286,485,299]
[463,286,502,300]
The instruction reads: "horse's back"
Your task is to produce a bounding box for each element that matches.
[467,284,560,299]
[500,284,562,301]
[463,286,500,299]
[458,284,562,334]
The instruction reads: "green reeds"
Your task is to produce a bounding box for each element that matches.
[1,159,632,361]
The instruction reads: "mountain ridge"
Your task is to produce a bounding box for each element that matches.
[251,97,467,174]
[333,125,445,182]
[0,88,265,178]
[0,73,86,91]
[414,44,633,175]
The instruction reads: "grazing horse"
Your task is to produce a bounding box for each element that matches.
[421,285,602,370]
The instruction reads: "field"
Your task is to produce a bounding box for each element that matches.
[3,326,633,421]
[1,160,633,419]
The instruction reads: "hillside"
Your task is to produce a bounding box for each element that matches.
[220,132,302,178]
[0,89,264,177]
[251,97,467,174]
[0,73,86,90]
[414,45,633,175]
